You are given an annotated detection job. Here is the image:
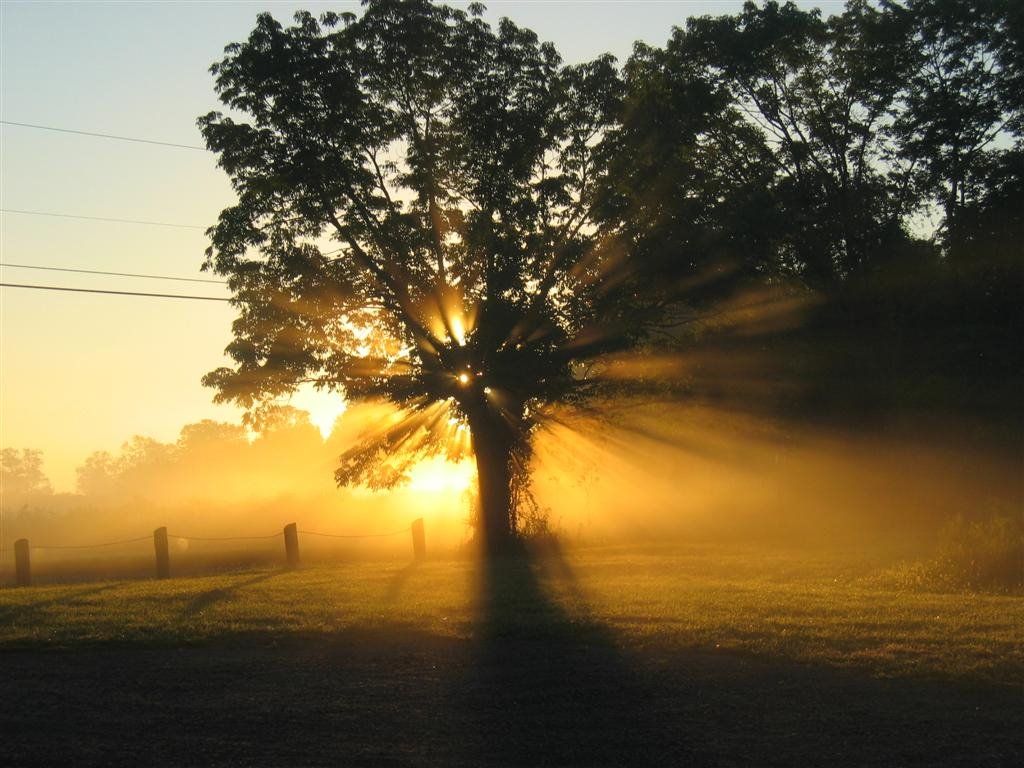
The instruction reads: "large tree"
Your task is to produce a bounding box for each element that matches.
[200,0,636,551]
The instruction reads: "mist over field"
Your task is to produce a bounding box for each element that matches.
[4,392,1020,580]
[3,1,1024,766]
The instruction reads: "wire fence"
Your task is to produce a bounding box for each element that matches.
[167,533,283,542]
[3,519,424,587]
[299,527,411,539]
[29,535,153,550]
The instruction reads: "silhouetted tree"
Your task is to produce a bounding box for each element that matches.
[621,0,920,288]
[890,0,1020,247]
[200,1,640,551]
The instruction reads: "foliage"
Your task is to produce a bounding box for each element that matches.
[883,510,1023,594]
[930,512,1024,592]
[198,0,649,544]
[0,448,54,520]
[0,448,52,499]
[74,413,319,501]
[198,0,1023,543]
[891,0,1021,236]
[676,0,913,285]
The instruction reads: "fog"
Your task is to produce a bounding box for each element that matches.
[0,406,473,575]
[531,403,1021,547]
[3,388,1019,581]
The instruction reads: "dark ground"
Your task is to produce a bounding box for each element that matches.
[4,633,1022,767]
[3,555,1022,767]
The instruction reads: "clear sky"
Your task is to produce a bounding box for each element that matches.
[0,0,843,491]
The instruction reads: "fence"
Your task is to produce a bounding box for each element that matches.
[9,518,426,587]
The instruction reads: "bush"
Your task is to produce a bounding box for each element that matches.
[929,511,1023,592]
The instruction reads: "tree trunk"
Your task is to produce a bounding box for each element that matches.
[468,410,515,554]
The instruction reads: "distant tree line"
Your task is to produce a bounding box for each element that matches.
[1,409,337,526]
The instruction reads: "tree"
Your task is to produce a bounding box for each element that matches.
[200,1,636,551]
[652,0,918,288]
[889,0,1020,249]
[604,0,1021,432]
[1,448,53,500]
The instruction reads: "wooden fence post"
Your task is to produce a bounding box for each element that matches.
[411,518,426,560]
[14,539,30,587]
[153,527,170,579]
[283,523,300,569]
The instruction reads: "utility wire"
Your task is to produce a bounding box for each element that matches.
[0,262,226,285]
[1,120,206,151]
[0,282,230,302]
[0,208,205,230]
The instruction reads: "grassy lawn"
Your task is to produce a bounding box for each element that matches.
[2,543,1020,682]
[2,543,1021,766]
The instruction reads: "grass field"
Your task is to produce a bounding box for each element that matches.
[2,542,1022,766]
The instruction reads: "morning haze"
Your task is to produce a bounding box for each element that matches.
[1,1,1020,766]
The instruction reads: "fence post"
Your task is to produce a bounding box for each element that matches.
[14,539,30,587]
[283,523,300,569]
[153,527,170,579]
[411,518,426,560]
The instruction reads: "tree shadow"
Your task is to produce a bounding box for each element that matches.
[180,572,279,618]
[449,545,689,767]
[0,583,123,626]
[382,560,420,603]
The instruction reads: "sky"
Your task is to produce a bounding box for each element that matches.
[0,0,845,491]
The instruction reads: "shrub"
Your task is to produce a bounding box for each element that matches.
[930,511,1023,592]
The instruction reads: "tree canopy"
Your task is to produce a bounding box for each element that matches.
[200,0,647,548]
[200,0,1022,550]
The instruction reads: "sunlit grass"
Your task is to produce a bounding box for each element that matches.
[1,543,1020,685]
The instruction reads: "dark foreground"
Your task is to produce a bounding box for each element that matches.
[4,632,1022,767]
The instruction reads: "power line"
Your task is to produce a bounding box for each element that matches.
[1,120,206,151]
[0,282,230,302]
[0,208,206,230]
[0,262,226,285]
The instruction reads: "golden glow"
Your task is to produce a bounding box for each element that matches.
[407,455,475,492]
[450,315,467,346]
[458,372,471,385]
[425,289,477,347]
[290,384,348,438]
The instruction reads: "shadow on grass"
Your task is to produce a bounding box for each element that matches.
[180,572,280,618]
[451,544,688,766]
[0,583,123,625]
[3,552,1021,767]
[382,560,420,603]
